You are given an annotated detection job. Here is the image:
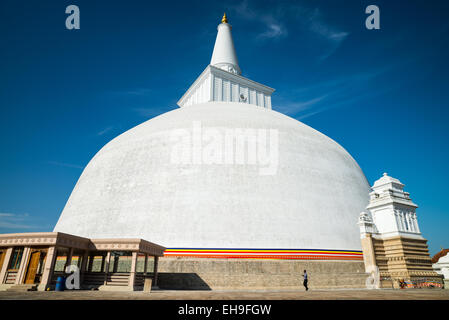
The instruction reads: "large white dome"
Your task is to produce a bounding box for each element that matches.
[54,102,370,252]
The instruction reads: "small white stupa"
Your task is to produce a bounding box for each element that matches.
[359,173,422,240]
[358,173,441,288]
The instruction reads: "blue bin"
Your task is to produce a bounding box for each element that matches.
[55,276,65,291]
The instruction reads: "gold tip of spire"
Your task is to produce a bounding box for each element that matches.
[222,13,228,24]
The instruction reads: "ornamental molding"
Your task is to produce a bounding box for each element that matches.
[177,65,275,108]
[0,232,166,256]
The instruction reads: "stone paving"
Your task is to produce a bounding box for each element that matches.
[0,289,448,300]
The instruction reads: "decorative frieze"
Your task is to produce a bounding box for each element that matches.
[0,232,165,256]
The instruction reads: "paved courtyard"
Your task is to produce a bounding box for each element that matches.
[0,289,448,300]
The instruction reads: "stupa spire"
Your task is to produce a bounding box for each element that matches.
[210,13,241,75]
[177,13,274,108]
[222,12,228,24]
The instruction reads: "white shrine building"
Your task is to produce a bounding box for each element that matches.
[359,173,421,239]
[358,173,441,288]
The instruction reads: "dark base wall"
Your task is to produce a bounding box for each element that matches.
[156,257,368,290]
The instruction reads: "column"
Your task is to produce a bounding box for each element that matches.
[103,251,111,285]
[210,74,215,102]
[16,247,31,284]
[413,213,420,233]
[403,212,409,232]
[394,211,401,232]
[128,252,138,289]
[65,248,74,271]
[405,212,411,231]
[361,234,377,273]
[406,213,414,232]
[80,251,88,272]
[100,255,105,272]
[0,247,13,284]
[407,212,416,232]
[87,254,94,272]
[38,246,57,291]
[399,212,406,231]
[112,255,119,273]
[153,256,159,288]
[80,250,89,286]
[143,254,148,276]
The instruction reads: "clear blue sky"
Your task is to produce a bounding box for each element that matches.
[0,0,448,255]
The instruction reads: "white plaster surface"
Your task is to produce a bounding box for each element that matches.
[54,102,370,250]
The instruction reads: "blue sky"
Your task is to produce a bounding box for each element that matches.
[0,0,448,255]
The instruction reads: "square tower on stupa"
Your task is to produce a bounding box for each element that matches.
[358,173,442,288]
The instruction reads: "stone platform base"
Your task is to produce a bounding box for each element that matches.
[0,284,14,291]
[157,257,369,290]
[380,275,445,289]
[5,284,37,292]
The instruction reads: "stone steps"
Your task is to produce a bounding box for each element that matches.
[6,284,38,292]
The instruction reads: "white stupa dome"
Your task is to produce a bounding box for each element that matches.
[54,15,370,257]
[54,102,369,251]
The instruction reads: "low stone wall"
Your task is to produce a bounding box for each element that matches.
[52,256,369,290]
[54,256,154,273]
[156,257,368,290]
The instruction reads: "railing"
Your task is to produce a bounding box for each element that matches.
[5,271,17,284]
[48,271,154,288]
[105,273,129,286]
[82,272,105,286]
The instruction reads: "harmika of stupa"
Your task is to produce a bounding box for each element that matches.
[0,14,442,291]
